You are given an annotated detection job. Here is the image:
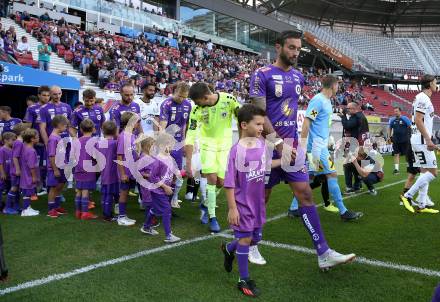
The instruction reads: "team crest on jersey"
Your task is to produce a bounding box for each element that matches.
[295,84,301,95]
[221,112,227,118]
[275,84,283,97]
[282,99,293,117]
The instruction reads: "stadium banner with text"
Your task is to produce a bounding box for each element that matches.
[303,32,354,70]
[0,62,80,90]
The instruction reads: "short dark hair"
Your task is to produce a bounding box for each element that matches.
[275,30,303,46]
[51,115,69,129]
[120,83,134,93]
[82,88,96,99]
[421,75,436,90]
[237,104,266,128]
[2,131,16,142]
[102,120,117,136]
[27,95,38,103]
[189,82,211,102]
[0,106,11,114]
[79,118,95,133]
[141,82,156,91]
[22,128,38,143]
[322,75,339,89]
[38,85,50,95]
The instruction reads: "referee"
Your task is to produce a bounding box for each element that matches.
[388,107,411,174]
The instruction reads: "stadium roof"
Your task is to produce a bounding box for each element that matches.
[255,0,440,27]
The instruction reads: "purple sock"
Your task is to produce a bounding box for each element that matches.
[162,213,171,237]
[299,205,329,256]
[81,198,89,213]
[118,202,127,217]
[432,283,440,302]
[22,197,31,209]
[13,191,21,211]
[74,196,81,212]
[6,192,15,209]
[227,240,238,253]
[143,209,154,228]
[103,194,112,218]
[236,243,250,280]
[55,196,62,208]
[48,200,56,211]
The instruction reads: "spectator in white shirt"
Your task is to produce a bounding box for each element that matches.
[16,36,31,54]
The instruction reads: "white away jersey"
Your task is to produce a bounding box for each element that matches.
[411,92,435,145]
[135,98,160,134]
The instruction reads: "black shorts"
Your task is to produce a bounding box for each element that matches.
[405,146,420,175]
[392,142,409,156]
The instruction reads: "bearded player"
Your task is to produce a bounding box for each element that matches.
[250,30,356,270]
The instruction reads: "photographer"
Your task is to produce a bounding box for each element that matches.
[339,102,370,194]
[38,38,52,71]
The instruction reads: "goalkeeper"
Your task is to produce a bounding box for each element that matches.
[185,82,240,233]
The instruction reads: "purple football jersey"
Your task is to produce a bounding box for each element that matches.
[0,146,12,180]
[71,105,105,137]
[47,133,62,171]
[39,102,72,137]
[97,138,118,185]
[149,155,177,195]
[110,101,140,132]
[0,118,22,136]
[224,139,267,232]
[249,64,304,139]
[73,136,97,182]
[19,145,39,190]
[137,153,155,200]
[117,131,138,179]
[10,139,24,177]
[24,103,42,131]
[159,97,192,142]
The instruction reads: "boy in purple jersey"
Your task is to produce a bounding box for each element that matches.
[141,132,181,243]
[116,111,140,226]
[159,82,191,208]
[70,89,105,138]
[97,121,119,222]
[46,115,69,218]
[39,86,72,144]
[4,123,30,214]
[110,84,141,133]
[0,132,16,211]
[24,86,51,195]
[250,31,356,270]
[0,106,22,139]
[19,129,40,217]
[73,119,98,220]
[222,105,280,297]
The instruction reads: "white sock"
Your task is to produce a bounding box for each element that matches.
[404,172,436,199]
[172,178,183,202]
[200,177,207,203]
[394,164,399,170]
[417,183,429,209]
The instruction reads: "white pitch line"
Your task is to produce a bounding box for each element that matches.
[218,233,440,278]
[0,235,214,296]
[0,178,407,296]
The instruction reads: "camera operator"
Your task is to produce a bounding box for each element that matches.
[339,102,370,194]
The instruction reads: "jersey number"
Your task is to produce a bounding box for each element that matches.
[414,151,427,165]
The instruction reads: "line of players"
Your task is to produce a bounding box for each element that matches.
[0,30,437,297]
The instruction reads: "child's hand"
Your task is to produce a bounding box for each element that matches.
[228,208,240,226]
[163,185,173,196]
[15,170,21,177]
[54,169,60,178]
[0,174,5,181]
[32,176,37,184]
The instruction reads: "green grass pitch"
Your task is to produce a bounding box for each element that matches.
[1,155,439,301]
